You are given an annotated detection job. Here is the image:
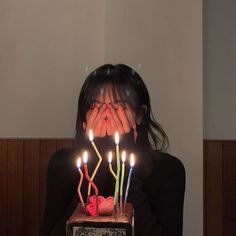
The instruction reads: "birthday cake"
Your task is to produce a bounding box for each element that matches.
[66,202,134,236]
[66,130,135,236]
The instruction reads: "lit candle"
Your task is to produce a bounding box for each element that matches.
[108,151,117,179]
[83,151,99,216]
[76,157,85,210]
[124,153,135,204]
[88,129,103,197]
[120,151,126,210]
[114,131,121,207]
[108,151,118,204]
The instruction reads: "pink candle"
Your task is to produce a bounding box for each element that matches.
[76,157,85,210]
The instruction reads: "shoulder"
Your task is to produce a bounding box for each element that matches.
[48,147,79,168]
[143,151,185,198]
[147,150,185,186]
[153,151,185,174]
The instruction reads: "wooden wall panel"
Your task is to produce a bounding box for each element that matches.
[23,140,40,236]
[203,140,206,236]
[1,138,236,236]
[39,139,57,235]
[7,140,24,236]
[222,141,236,236]
[205,141,223,236]
[56,139,74,151]
[204,140,236,236]
[0,140,7,236]
[0,138,76,236]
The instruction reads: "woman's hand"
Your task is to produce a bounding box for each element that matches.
[84,104,107,137]
[84,103,136,138]
[106,104,131,136]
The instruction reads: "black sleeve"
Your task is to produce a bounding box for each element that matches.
[42,149,79,236]
[147,155,186,236]
[154,157,185,236]
[129,154,185,236]
[128,172,164,236]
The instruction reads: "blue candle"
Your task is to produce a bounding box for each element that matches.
[124,153,135,204]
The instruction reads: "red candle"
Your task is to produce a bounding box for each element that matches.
[83,151,99,215]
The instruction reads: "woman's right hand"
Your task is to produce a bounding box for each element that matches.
[84,104,107,138]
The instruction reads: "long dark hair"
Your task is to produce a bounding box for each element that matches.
[75,64,169,151]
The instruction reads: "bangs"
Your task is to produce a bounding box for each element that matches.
[85,82,138,111]
[78,63,144,124]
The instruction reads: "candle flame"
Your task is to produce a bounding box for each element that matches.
[108,151,112,163]
[115,131,119,144]
[83,151,88,164]
[121,151,126,162]
[89,129,94,141]
[77,157,81,168]
[130,153,135,167]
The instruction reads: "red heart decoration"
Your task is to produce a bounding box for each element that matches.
[98,196,114,215]
[86,195,114,216]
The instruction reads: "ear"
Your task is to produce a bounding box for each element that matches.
[136,105,147,125]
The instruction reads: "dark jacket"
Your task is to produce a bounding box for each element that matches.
[42,132,185,236]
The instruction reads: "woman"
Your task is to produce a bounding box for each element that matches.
[42,64,185,236]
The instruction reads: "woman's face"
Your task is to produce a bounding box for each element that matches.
[84,85,140,138]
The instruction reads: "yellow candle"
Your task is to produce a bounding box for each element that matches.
[114,131,121,206]
[108,151,117,179]
[108,151,118,202]
[120,151,126,200]
[87,129,103,196]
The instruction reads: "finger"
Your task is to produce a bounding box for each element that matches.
[93,118,103,137]
[110,117,118,135]
[106,118,113,136]
[132,123,137,130]
[106,108,119,135]
[99,119,107,137]
[118,105,131,133]
[86,107,99,134]
[89,105,106,135]
[108,105,124,134]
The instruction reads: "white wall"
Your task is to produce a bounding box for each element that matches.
[104,1,203,236]
[204,0,236,139]
[0,0,105,138]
